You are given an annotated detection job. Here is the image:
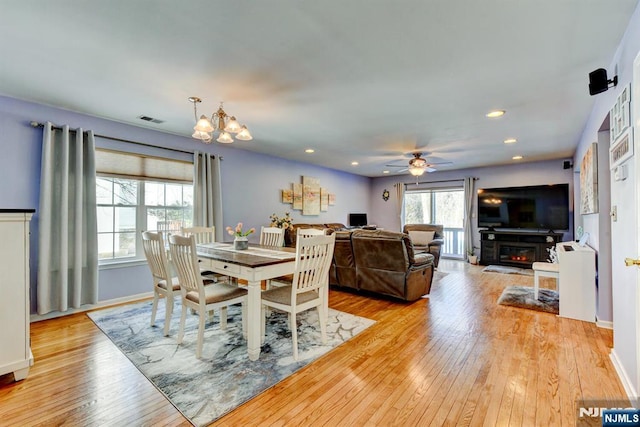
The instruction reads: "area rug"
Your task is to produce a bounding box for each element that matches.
[88,300,375,426]
[497,285,559,314]
[483,264,534,276]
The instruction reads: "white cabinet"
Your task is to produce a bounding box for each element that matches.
[557,241,596,322]
[0,210,34,381]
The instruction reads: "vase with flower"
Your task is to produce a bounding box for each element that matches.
[269,212,294,230]
[226,222,255,250]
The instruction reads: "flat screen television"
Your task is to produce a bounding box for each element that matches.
[477,184,569,231]
[349,213,368,227]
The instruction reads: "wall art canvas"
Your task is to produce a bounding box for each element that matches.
[320,188,329,211]
[281,188,293,204]
[580,142,598,214]
[302,176,320,215]
[293,183,303,210]
[328,193,336,205]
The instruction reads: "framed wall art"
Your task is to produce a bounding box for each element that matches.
[580,142,598,214]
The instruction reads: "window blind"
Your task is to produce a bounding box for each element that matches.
[96,148,192,183]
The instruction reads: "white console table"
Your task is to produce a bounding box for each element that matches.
[0,210,34,381]
[557,241,596,322]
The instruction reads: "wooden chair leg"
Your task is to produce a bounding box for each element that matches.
[177,299,187,344]
[220,306,228,330]
[318,306,327,344]
[163,296,173,336]
[150,291,160,326]
[196,310,206,359]
[290,312,298,360]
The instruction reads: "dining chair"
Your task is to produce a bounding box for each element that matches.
[297,228,327,237]
[261,233,336,360]
[181,225,228,282]
[142,231,179,336]
[181,226,215,244]
[168,234,248,359]
[260,226,285,247]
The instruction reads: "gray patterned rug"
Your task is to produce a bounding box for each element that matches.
[483,264,534,276]
[88,300,375,426]
[497,285,559,314]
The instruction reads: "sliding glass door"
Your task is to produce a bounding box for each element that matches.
[404,187,465,258]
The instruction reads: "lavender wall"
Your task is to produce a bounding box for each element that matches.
[573,3,640,325]
[370,160,575,248]
[0,96,370,313]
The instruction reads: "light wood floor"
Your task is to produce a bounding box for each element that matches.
[0,260,628,426]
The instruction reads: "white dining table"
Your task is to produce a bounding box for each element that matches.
[196,242,297,361]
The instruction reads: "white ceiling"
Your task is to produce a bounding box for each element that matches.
[0,1,637,177]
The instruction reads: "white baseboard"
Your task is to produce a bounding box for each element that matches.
[30,292,153,322]
[596,317,613,329]
[610,348,638,405]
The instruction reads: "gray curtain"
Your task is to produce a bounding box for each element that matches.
[395,182,405,231]
[463,176,475,260]
[193,151,223,241]
[38,123,98,314]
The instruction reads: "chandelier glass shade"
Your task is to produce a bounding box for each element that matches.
[189,97,252,144]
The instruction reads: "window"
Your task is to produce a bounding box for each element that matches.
[96,148,194,264]
[404,187,465,257]
[97,178,193,263]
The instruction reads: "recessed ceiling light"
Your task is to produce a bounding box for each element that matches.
[504,138,517,144]
[383,170,390,174]
[351,161,359,166]
[486,110,505,118]
[512,155,523,160]
[305,149,315,153]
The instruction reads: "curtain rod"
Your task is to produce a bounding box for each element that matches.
[30,121,198,156]
[401,177,478,186]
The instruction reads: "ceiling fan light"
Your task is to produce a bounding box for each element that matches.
[235,125,253,140]
[216,131,234,143]
[224,116,242,133]
[409,166,425,176]
[194,115,214,133]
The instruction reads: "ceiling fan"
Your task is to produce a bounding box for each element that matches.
[385,152,452,176]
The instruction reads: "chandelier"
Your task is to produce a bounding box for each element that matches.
[188,96,252,144]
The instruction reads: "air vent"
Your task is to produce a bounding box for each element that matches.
[138,115,164,124]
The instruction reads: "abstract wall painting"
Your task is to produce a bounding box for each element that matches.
[580,142,598,214]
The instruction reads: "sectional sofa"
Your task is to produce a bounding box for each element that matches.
[285,224,435,301]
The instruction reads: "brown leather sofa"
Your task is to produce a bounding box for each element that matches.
[285,222,346,248]
[286,224,435,301]
[402,224,444,268]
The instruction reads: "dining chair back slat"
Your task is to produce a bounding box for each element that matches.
[260,226,285,247]
[181,226,216,244]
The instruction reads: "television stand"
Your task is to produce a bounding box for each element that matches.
[479,230,563,268]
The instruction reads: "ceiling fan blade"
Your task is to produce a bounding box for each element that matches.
[395,168,408,173]
[426,161,453,166]
[425,167,437,173]
[384,164,408,168]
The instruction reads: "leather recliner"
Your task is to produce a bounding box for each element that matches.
[351,229,434,301]
[402,224,444,268]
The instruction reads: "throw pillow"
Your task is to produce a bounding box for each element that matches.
[408,230,435,246]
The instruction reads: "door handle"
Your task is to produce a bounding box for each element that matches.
[624,258,640,267]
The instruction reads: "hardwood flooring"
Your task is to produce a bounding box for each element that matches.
[0,260,627,426]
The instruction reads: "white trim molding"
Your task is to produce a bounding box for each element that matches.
[30,292,153,322]
[610,349,638,405]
